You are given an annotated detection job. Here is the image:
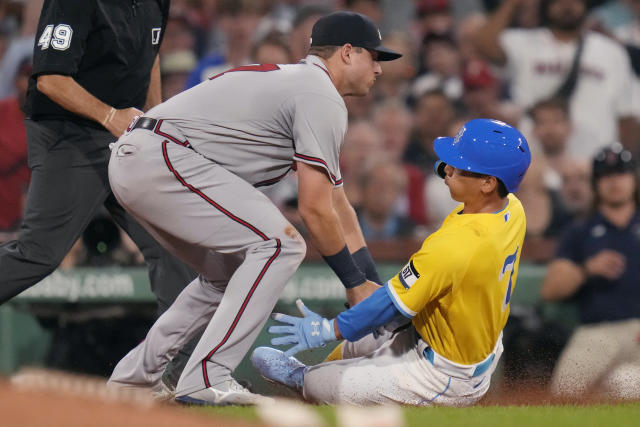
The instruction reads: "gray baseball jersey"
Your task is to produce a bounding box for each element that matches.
[148,55,347,187]
[107,55,348,398]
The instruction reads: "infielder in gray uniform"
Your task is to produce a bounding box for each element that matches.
[107,11,401,405]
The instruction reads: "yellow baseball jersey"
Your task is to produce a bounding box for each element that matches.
[385,194,526,365]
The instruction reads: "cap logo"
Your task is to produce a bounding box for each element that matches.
[378,29,382,40]
[453,126,466,145]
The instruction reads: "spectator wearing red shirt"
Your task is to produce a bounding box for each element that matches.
[0,60,31,233]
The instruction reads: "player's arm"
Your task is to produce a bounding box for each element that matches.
[474,0,525,65]
[144,54,162,110]
[297,162,378,296]
[332,187,382,304]
[36,75,141,137]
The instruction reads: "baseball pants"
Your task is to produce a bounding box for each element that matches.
[0,119,195,313]
[303,327,501,406]
[551,318,640,399]
[107,126,306,396]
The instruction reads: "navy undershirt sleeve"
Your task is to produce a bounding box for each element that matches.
[336,286,402,342]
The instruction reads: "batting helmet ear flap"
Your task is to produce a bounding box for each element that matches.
[434,160,447,179]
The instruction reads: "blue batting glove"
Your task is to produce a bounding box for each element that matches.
[269,299,337,356]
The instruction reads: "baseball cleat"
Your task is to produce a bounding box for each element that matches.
[251,346,306,392]
[175,379,273,406]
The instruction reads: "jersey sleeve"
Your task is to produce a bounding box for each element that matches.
[291,92,347,187]
[32,0,96,77]
[385,233,460,317]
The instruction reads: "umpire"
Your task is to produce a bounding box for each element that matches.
[0,0,194,315]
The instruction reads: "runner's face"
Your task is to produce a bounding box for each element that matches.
[443,164,487,203]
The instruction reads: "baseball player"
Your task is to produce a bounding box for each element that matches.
[107,11,401,405]
[252,118,532,406]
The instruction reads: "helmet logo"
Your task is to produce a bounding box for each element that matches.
[453,126,466,145]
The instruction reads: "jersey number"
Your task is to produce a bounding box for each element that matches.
[38,24,73,51]
[499,247,519,312]
[208,64,280,80]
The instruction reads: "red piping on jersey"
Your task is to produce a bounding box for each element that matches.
[313,63,331,79]
[254,167,292,188]
[161,141,282,388]
[293,152,343,185]
[154,119,191,147]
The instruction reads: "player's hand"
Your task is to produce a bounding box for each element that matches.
[346,280,381,307]
[584,250,626,280]
[105,107,144,138]
[269,299,337,356]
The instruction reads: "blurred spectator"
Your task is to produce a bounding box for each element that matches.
[411,32,463,102]
[0,58,30,233]
[461,58,520,125]
[372,100,427,225]
[414,0,454,39]
[344,92,376,120]
[456,13,488,62]
[515,154,571,240]
[356,157,416,240]
[529,97,576,187]
[251,32,293,64]
[404,89,456,173]
[373,32,416,101]
[159,11,198,58]
[542,143,640,400]
[160,50,198,100]
[345,0,382,24]
[475,0,639,154]
[185,0,264,88]
[0,0,41,100]
[287,4,331,62]
[340,120,384,208]
[558,156,593,219]
[613,0,640,46]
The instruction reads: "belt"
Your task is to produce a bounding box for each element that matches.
[423,347,495,378]
[129,116,192,148]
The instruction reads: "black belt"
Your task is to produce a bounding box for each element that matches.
[130,116,159,132]
[130,116,192,148]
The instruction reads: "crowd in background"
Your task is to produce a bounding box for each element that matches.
[1,0,640,266]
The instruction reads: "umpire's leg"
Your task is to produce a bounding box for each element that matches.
[0,120,112,303]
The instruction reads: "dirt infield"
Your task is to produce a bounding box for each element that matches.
[0,372,258,427]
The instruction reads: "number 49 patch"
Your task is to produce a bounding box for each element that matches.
[398,260,420,289]
[38,24,73,50]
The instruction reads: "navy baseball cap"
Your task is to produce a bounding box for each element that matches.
[310,11,402,61]
[592,143,636,180]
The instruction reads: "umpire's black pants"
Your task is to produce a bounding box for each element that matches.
[0,119,196,313]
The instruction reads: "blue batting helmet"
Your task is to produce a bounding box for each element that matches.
[433,118,531,193]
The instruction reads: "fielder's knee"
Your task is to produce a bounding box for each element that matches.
[278,226,307,266]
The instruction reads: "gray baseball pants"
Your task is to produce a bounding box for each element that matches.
[107,126,306,396]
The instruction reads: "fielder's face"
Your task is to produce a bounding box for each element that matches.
[347,47,382,96]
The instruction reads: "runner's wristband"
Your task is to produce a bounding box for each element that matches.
[323,245,367,289]
[352,246,382,284]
